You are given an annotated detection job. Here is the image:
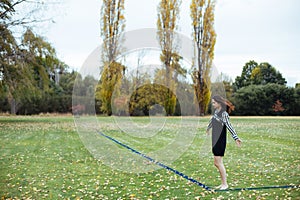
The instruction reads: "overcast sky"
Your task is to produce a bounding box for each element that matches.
[44,0,300,86]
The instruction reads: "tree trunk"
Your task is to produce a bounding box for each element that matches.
[10,98,17,115]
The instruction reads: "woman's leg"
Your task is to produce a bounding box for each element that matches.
[214,156,228,189]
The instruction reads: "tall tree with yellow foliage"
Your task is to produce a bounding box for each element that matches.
[96,0,126,115]
[190,0,216,115]
[157,0,182,115]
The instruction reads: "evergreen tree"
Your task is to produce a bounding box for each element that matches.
[234,60,286,90]
[234,60,258,90]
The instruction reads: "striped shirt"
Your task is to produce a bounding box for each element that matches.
[207,110,239,140]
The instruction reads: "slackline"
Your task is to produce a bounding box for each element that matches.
[97,131,299,192]
[215,185,299,192]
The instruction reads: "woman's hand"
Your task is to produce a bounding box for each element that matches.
[206,130,210,136]
[235,139,242,147]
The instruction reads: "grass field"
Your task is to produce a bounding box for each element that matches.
[0,115,299,199]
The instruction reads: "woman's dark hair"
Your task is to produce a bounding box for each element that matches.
[212,95,235,113]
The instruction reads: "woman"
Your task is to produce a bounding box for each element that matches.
[206,95,242,190]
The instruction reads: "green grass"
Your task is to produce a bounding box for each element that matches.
[0,116,299,199]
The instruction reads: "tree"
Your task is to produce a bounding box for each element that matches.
[232,85,267,116]
[272,100,285,113]
[157,0,182,115]
[100,0,125,63]
[1,0,62,114]
[234,61,286,90]
[59,70,79,95]
[129,83,174,116]
[96,0,125,115]
[190,0,216,115]
[234,60,258,90]
[125,60,152,116]
[292,86,300,115]
[1,0,57,28]
[212,72,234,101]
[96,61,125,115]
[0,25,38,114]
[0,26,65,114]
[0,0,15,21]
[22,29,61,90]
[250,62,286,85]
[233,84,294,116]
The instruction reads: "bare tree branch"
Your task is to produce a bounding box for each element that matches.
[0,0,27,19]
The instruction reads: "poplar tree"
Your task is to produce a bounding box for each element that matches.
[96,0,125,115]
[190,0,216,115]
[157,0,182,116]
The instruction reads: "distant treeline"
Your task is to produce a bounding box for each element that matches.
[1,61,299,116]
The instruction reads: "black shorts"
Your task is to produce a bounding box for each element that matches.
[212,139,226,156]
[212,131,227,156]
